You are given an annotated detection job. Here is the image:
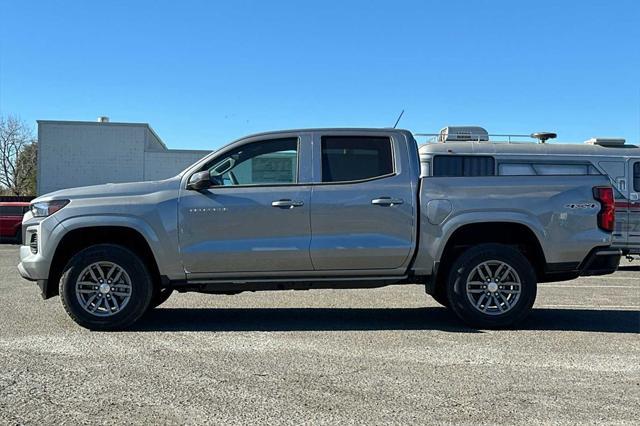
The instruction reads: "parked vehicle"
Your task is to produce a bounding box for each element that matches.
[18,128,620,330]
[1,202,30,243]
[418,127,638,258]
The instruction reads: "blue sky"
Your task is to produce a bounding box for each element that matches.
[1,0,638,149]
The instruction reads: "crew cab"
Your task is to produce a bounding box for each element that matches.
[18,128,620,330]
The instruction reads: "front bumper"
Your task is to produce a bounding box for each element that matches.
[18,245,54,299]
[18,239,50,280]
[17,260,33,281]
[579,247,622,276]
[18,214,63,299]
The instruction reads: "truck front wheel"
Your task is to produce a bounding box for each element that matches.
[150,288,173,309]
[59,244,153,330]
[446,244,537,328]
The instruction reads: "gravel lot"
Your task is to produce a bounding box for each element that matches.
[0,244,638,424]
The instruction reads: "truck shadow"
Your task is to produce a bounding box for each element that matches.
[131,307,640,334]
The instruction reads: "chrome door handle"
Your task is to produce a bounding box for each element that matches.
[272,199,304,208]
[371,197,404,206]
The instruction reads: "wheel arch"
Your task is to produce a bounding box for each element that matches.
[432,221,546,297]
[46,225,161,298]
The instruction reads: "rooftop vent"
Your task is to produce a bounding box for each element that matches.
[438,126,489,143]
[584,138,626,147]
[97,116,109,123]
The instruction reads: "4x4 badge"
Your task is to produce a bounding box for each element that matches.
[565,203,597,209]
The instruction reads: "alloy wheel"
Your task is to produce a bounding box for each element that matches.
[75,261,132,317]
[465,260,522,315]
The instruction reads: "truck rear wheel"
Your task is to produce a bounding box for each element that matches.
[59,244,153,330]
[446,243,536,328]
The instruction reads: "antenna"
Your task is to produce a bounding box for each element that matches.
[393,109,405,129]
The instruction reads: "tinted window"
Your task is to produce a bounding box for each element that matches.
[0,206,26,216]
[433,156,495,177]
[321,136,393,183]
[634,162,640,191]
[205,138,298,186]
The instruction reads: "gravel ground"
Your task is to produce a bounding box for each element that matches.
[0,244,638,424]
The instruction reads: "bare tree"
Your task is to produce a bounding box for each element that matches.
[15,142,38,195]
[0,115,37,195]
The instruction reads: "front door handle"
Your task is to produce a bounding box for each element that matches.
[371,197,404,206]
[272,199,304,208]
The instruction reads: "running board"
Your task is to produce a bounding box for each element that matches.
[167,275,409,294]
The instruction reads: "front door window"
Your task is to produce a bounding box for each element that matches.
[206,138,298,186]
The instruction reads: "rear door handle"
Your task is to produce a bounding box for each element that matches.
[272,199,304,208]
[371,197,404,206]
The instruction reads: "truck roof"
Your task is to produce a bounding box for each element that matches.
[230,128,414,142]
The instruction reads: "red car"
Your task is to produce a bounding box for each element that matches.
[0,202,30,243]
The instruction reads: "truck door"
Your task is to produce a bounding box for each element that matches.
[178,136,314,275]
[309,133,416,271]
[626,160,640,254]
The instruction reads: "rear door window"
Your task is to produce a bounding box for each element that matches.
[321,136,394,183]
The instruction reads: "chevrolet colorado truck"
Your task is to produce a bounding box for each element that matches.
[18,128,620,330]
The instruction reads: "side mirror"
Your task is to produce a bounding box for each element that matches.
[187,171,212,191]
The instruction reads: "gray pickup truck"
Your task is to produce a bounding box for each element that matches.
[18,128,620,330]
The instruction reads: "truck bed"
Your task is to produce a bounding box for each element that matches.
[412,174,612,277]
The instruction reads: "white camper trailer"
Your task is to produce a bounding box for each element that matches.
[417,127,640,258]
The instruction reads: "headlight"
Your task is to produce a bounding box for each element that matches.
[30,200,70,217]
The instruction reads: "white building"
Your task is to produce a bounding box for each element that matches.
[37,119,210,195]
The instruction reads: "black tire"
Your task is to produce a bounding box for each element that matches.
[431,286,449,307]
[14,227,22,244]
[150,288,173,309]
[59,244,153,330]
[446,243,537,328]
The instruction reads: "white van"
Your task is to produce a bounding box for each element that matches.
[418,127,640,257]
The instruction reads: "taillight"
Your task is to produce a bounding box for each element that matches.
[593,186,615,232]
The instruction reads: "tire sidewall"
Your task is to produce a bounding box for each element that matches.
[431,286,449,307]
[59,244,153,330]
[150,288,173,309]
[447,244,537,328]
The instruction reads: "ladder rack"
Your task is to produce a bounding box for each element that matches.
[414,133,546,144]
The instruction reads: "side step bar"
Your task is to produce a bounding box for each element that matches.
[164,275,409,294]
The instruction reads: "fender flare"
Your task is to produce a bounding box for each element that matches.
[53,215,174,276]
[434,211,548,263]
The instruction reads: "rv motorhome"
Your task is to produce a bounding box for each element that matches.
[418,126,640,258]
